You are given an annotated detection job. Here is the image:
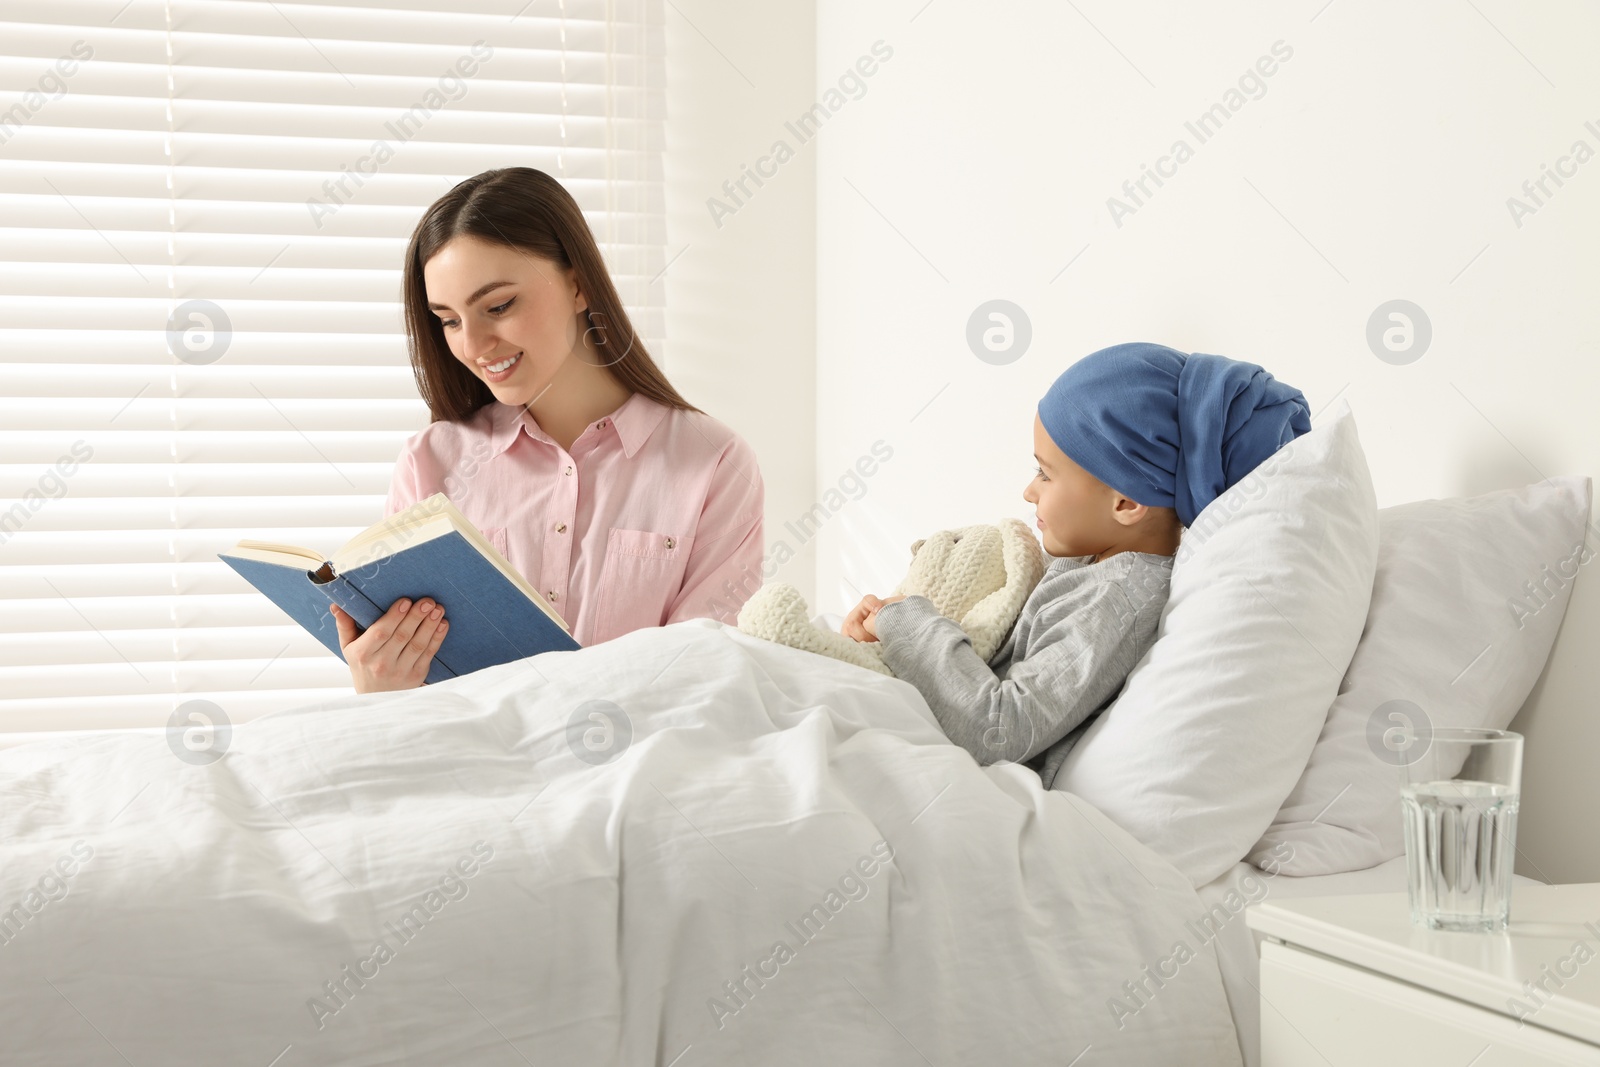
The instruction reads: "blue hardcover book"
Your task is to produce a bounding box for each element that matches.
[219,493,578,685]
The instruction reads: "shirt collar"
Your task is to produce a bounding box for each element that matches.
[485,391,668,460]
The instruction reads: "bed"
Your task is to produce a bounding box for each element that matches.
[1,412,1585,1065]
[0,620,1244,1066]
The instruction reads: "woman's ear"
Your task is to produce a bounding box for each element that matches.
[562,264,588,314]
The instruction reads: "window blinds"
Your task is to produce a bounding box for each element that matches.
[0,0,665,731]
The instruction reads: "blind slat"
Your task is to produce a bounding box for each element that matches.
[1,530,376,566]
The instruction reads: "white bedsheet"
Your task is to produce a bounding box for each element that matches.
[0,619,1241,1066]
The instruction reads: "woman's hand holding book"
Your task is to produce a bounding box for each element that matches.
[330,597,449,693]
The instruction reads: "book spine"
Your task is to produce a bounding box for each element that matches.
[329,569,458,685]
[313,570,386,631]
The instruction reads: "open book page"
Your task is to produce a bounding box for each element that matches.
[225,542,328,567]
[330,493,569,634]
[219,496,458,570]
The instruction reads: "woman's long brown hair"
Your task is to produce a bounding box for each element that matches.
[401,167,700,423]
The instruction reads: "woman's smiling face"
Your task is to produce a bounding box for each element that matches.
[423,234,588,408]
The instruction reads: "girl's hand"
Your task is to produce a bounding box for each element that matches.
[842,594,906,642]
[330,598,449,694]
[841,594,879,642]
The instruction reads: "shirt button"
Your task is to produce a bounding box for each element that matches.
[564,465,572,476]
[547,591,558,602]
[665,536,675,549]
[555,522,567,533]
[598,419,608,428]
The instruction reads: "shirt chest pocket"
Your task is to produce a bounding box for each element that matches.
[477,526,511,562]
[594,527,691,642]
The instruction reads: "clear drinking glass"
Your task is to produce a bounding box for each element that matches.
[1400,727,1523,932]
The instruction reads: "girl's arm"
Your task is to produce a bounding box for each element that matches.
[873,579,1144,766]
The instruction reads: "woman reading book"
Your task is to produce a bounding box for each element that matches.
[331,168,766,693]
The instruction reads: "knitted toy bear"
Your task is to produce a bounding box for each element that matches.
[737,519,1047,676]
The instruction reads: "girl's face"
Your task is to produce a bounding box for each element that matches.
[1023,414,1122,559]
[423,235,588,408]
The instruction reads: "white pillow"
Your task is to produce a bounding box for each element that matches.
[1248,475,1592,876]
[1052,404,1378,887]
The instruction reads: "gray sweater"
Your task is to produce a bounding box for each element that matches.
[874,550,1172,789]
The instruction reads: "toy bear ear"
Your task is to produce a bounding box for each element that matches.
[909,538,925,556]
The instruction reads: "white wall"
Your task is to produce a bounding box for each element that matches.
[813,0,1599,881]
[663,0,817,603]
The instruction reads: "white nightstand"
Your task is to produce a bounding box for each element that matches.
[1246,884,1600,1066]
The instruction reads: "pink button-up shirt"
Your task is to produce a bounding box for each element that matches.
[385,392,765,647]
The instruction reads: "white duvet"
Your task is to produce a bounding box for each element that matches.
[0,619,1241,1066]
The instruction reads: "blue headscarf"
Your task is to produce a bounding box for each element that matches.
[1037,342,1311,528]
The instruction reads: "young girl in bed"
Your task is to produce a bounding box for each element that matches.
[841,342,1310,788]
